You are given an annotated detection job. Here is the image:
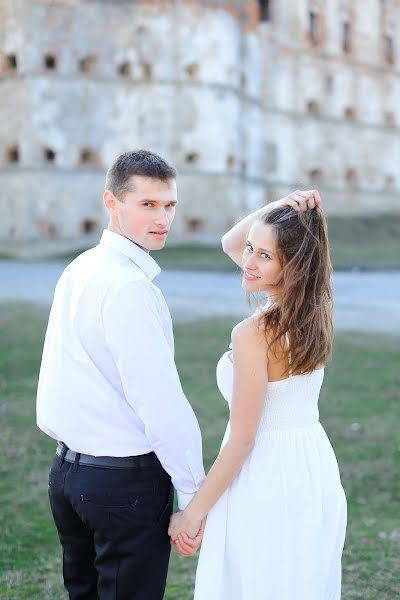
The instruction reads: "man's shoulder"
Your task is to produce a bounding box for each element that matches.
[66,245,150,285]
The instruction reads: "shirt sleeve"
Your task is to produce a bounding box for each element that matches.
[103,279,205,509]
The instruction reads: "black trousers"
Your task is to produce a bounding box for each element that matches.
[48,449,173,600]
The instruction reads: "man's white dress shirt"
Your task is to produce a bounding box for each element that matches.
[37,229,205,509]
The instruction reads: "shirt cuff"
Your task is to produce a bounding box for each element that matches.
[177,490,196,511]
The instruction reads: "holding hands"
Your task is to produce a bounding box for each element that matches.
[168,511,206,557]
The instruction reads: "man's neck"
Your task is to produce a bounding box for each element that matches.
[107,225,150,254]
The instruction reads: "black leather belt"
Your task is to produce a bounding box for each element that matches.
[56,442,160,469]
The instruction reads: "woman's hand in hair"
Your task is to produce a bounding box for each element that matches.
[268,189,321,213]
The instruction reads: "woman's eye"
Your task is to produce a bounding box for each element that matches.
[245,244,252,252]
[261,253,270,260]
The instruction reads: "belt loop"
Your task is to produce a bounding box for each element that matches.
[57,442,67,468]
[72,452,81,472]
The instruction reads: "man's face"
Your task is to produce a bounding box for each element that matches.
[105,175,177,252]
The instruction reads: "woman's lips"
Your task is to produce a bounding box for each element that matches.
[243,270,261,281]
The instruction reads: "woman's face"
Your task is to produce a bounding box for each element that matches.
[241,221,283,295]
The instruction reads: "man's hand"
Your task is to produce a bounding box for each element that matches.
[267,189,321,213]
[168,511,206,557]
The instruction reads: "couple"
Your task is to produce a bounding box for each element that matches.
[37,149,347,600]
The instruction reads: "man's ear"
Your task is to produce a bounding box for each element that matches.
[103,190,117,215]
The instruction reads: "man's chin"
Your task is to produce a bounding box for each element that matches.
[147,237,168,251]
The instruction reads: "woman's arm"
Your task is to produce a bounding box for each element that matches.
[222,189,321,267]
[168,316,268,544]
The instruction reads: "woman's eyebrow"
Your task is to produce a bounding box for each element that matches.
[246,240,275,255]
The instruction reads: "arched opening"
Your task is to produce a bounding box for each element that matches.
[345,168,357,184]
[342,22,352,54]
[385,175,395,188]
[118,61,131,77]
[36,219,58,238]
[226,155,236,169]
[383,34,395,65]
[79,56,97,73]
[81,219,98,234]
[5,145,19,164]
[384,111,396,126]
[6,54,17,72]
[308,168,323,182]
[344,107,356,120]
[258,1,271,22]
[185,152,200,164]
[79,148,100,166]
[186,217,205,233]
[44,54,57,70]
[309,12,321,46]
[140,61,152,80]
[185,63,200,79]
[44,147,56,164]
[307,100,320,114]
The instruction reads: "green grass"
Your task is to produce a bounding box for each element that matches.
[0,304,399,599]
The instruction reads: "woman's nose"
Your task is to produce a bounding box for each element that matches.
[243,255,257,271]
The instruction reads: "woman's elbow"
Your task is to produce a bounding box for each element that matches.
[231,433,256,454]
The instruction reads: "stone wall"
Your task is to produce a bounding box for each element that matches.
[0,0,399,247]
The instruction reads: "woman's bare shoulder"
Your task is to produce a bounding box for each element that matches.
[231,314,266,346]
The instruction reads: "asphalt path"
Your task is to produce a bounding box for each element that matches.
[0,261,399,333]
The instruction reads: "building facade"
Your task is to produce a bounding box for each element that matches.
[0,0,399,247]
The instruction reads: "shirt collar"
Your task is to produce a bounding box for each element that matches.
[99,229,161,281]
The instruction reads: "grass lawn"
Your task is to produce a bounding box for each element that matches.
[0,304,399,599]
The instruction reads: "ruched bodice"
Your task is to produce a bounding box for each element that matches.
[216,349,324,432]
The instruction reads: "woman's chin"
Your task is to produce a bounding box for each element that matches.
[242,278,261,292]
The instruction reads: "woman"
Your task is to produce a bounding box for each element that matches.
[169,190,347,600]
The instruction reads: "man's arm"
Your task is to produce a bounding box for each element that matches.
[103,279,205,509]
[222,189,321,267]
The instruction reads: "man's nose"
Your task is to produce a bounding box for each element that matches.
[154,209,169,227]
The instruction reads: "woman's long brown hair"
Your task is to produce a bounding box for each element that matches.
[258,205,333,375]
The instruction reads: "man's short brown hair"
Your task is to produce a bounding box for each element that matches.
[105,149,177,200]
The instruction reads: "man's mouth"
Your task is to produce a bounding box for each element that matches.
[150,231,169,237]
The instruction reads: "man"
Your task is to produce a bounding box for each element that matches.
[37,149,206,599]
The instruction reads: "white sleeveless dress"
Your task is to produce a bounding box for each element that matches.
[194,344,347,600]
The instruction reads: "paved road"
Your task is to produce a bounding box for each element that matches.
[0,261,399,333]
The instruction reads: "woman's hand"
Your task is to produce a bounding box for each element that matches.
[268,189,321,213]
[175,527,205,557]
[168,510,202,542]
[171,518,207,558]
